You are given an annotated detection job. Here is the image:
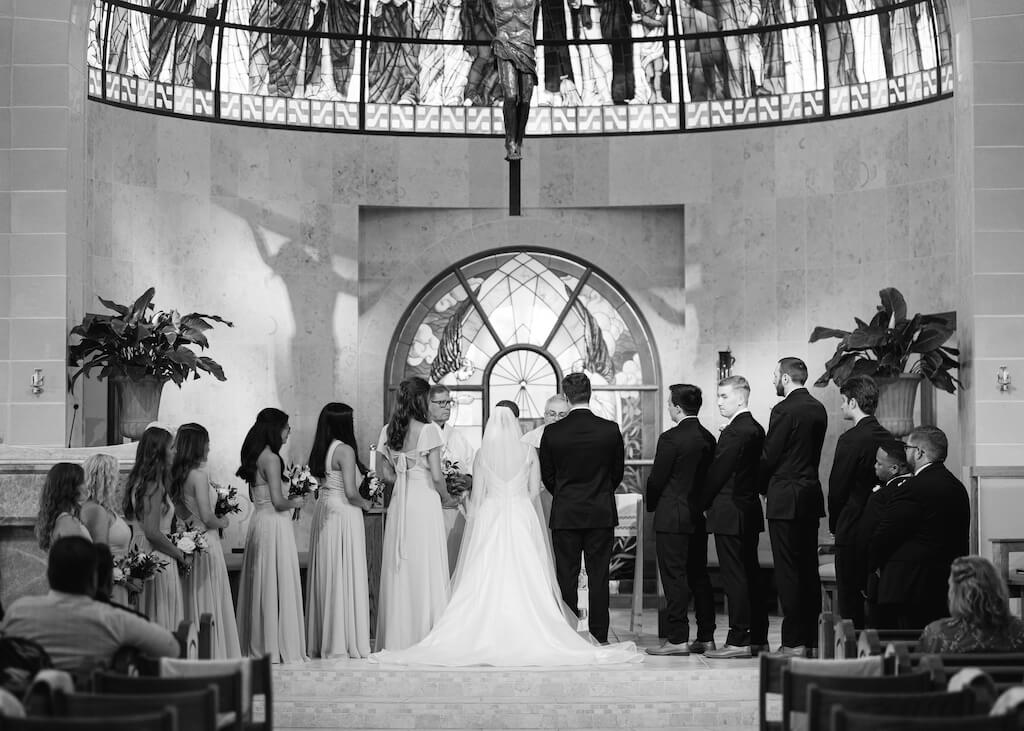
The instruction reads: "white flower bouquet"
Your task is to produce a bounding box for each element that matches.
[167,525,209,574]
[212,482,241,519]
[285,464,317,519]
[113,547,168,602]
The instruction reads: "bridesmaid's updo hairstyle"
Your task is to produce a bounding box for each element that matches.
[236,408,289,487]
[36,462,86,550]
[169,423,209,507]
[123,426,174,522]
[387,377,430,451]
[308,403,366,480]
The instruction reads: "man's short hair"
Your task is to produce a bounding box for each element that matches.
[562,373,591,405]
[877,439,910,471]
[669,384,702,415]
[778,357,809,385]
[718,375,750,397]
[47,536,98,596]
[545,394,569,408]
[428,384,450,398]
[495,399,520,417]
[908,425,948,462]
[839,375,879,414]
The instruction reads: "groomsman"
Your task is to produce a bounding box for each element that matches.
[704,376,769,659]
[539,373,625,644]
[760,357,827,656]
[857,440,911,628]
[429,385,474,574]
[645,384,717,656]
[869,426,970,629]
[827,375,892,627]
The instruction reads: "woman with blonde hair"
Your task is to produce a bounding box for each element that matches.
[81,453,133,604]
[919,555,1024,652]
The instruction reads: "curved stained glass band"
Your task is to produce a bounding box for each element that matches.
[88,0,951,136]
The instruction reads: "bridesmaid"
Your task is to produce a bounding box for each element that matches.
[170,423,242,659]
[375,377,450,651]
[36,463,91,550]
[306,403,372,659]
[235,408,307,663]
[123,426,186,631]
[80,454,132,604]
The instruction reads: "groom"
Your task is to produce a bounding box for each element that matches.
[539,373,625,644]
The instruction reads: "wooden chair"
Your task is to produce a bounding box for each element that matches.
[93,669,243,731]
[0,710,177,731]
[174,620,198,659]
[159,654,274,731]
[817,613,836,660]
[759,654,793,731]
[857,629,922,657]
[52,688,218,731]
[198,614,215,660]
[830,708,1018,731]
[818,545,838,617]
[834,620,857,659]
[780,659,922,731]
[806,687,973,731]
[248,654,274,731]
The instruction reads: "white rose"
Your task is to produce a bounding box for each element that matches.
[177,535,197,554]
[112,567,125,583]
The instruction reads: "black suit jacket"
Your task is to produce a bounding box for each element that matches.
[704,411,766,536]
[760,388,828,521]
[539,408,625,530]
[646,417,716,534]
[828,415,892,543]
[855,473,909,598]
[869,463,971,603]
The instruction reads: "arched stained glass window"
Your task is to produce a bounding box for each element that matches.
[386,249,660,495]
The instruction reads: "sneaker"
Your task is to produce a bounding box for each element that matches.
[687,640,717,654]
[645,641,691,656]
[705,644,751,659]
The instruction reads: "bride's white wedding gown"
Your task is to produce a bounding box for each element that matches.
[371,413,641,667]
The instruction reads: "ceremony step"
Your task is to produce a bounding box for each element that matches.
[271,659,761,730]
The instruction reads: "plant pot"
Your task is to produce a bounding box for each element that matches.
[112,375,166,441]
[874,374,922,438]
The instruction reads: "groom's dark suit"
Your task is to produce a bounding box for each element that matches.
[539,407,625,643]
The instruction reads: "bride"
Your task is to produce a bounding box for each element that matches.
[371,405,642,666]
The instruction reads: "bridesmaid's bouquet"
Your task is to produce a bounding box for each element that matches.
[212,482,241,519]
[113,548,168,605]
[285,464,317,520]
[359,446,386,507]
[168,526,209,575]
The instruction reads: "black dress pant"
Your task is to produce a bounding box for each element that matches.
[714,531,768,647]
[688,529,716,642]
[834,543,865,628]
[656,531,705,645]
[768,518,822,649]
[552,527,614,643]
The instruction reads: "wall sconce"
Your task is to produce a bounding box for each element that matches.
[718,350,735,382]
[30,369,45,395]
[998,365,1012,393]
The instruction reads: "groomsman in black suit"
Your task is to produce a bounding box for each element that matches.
[539,372,625,644]
[703,376,770,659]
[857,440,911,629]
[827,375,892,627]
[869,426,970,629]
[645,384,717,656]
[760,357,827,656]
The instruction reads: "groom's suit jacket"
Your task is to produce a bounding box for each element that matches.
[539,408,625,530]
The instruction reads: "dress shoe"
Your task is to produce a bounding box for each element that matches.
[687,640,717,654]
[776,645,808,657]
[749,644,771,656]
[646,641,690,656]
[705,644,751,659]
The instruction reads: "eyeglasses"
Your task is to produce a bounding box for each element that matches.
[430,399,454,407]
[901,442,923,455]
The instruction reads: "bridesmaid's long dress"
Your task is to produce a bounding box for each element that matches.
[306,440,371,659]
[235,484,307,664]
[181,484,242,659]
[375,423,450,651]
[107,512,133,606]
[129,500,184,631]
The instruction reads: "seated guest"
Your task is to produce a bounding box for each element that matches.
[36,462,91,550]
[0,536,179,675]
[918,556,1024,653]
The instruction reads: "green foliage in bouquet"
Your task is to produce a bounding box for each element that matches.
[68,287,233,389]
[809,287,960,393]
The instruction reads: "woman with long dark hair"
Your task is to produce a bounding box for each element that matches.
[36,462,90,550]
[170,423,241,658]
[305,402,372,659]
[234,408,307,663]
[124,425,185,630]
[374,377,450,651]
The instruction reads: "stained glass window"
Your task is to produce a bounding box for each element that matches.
[88,0,951,135]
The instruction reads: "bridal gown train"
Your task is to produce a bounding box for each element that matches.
[371,447,641,667]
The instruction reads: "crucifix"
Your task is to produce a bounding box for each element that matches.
[492,0,537,216]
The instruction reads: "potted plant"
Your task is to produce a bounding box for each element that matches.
[809,287,959,437]
[68,288,233,440]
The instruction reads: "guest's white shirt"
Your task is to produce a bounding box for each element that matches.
[521,424,546,449]
[0,590,179,675]
[437,422,476,475]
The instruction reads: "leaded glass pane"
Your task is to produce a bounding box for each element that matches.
[488,350,559,420]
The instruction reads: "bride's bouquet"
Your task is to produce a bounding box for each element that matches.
[442,452,471,504]
[285,464,317,519]
[167,525,209,575]
[212,482,241,519]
